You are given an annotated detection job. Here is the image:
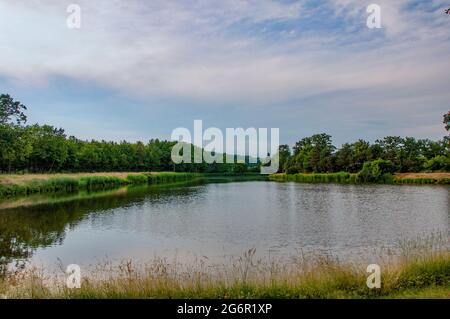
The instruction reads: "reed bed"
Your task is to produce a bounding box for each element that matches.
[270,172,357,184]
[270,173,450,185]
[1,240,448,299]
[0,173,203,198]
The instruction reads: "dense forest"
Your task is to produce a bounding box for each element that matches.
[0,94,253,174]
[0,94,449,174]
[278,129,449,174]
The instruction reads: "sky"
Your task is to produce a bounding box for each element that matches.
[0,0,449,148]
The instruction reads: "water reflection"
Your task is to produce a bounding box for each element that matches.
[0,182,448,273]
[0,183,203,274]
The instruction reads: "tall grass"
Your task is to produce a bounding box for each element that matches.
[270,173,450,185]
[0,250,448,299]
[146,172,203,184]
[270,172,358,184]
[0,173,203,198]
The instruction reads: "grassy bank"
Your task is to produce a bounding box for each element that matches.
[0,172,204,198]
[0,251,448,299]
[270,172,450,185]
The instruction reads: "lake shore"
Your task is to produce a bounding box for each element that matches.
[1,251,448,299]
[0,172,205,198]
[0,171,449,199]
[269,172,450,185]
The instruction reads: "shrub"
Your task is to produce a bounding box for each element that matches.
[357,159,395,183]
[78,176,123,190]
[41,177,79,192]
[423,155,450,172]
[126,174,148,184]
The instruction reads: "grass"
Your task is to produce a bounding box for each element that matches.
[0,172,204,198]
[269,172,358,184]
[270,172,450,185]
[0,251,448,299]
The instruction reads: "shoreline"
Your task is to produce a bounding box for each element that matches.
[1,251,448,299]
[0,172,205,198]
[269,172,450,185]
[0,171,448,200]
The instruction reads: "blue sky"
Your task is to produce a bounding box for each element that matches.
[0,0,449,147]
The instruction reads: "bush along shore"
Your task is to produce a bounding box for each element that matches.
[0,172,204,198]
[269,173,450,185]
[270,159,450,185]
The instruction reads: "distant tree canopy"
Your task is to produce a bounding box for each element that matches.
[0,94,261,174]
[0,95,449,174]
[280,135,448,174]
[278,111,450,174]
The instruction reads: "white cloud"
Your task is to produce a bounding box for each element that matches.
[0,0,449,131]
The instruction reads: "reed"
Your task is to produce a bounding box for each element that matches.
[269,172,357,184]
[0,251,448,299]
[0,172,204,198]
[270,173,450,185]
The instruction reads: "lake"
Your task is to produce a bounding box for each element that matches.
[0,181,449,272]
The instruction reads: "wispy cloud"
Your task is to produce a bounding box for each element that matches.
[0,0,449,143]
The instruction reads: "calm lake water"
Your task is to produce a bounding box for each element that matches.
[0,181,449,271]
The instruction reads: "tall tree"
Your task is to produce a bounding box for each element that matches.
[444,111,449,131]
[0,94,27,125]
[277,144,291,173]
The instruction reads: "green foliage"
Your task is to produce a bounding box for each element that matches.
[290,133,335,173]
[423,155,450,172]
[0,173,204,198]
[0,94,27,125]
[147,172,202,184]
[0,177,79,197]
[0,124,33,172]
[0,95,448,175]
[269,172,356,184]
[1,253,448,299]
[444,111,449,132]
[335,140,373,173]
[282,134,448,174]
[357,159,395,183]
[126,174,148,184]
[395,256,450,289]
[0,126,259,174]
[78,176,124,190]
[277,145,291,173]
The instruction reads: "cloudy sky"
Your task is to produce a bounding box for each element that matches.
[0,0,449,147]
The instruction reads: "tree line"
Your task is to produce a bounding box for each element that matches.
[0,94,255,174]
[278,113,449,174]
[1,94,449,174]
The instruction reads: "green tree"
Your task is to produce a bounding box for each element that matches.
[0,124,33,172]
[291,134,335,173]
[0,94,27,125]
[444,111,449,131]
[28,125,68,172]
[358,159,395,183]
[277,144,291,173]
